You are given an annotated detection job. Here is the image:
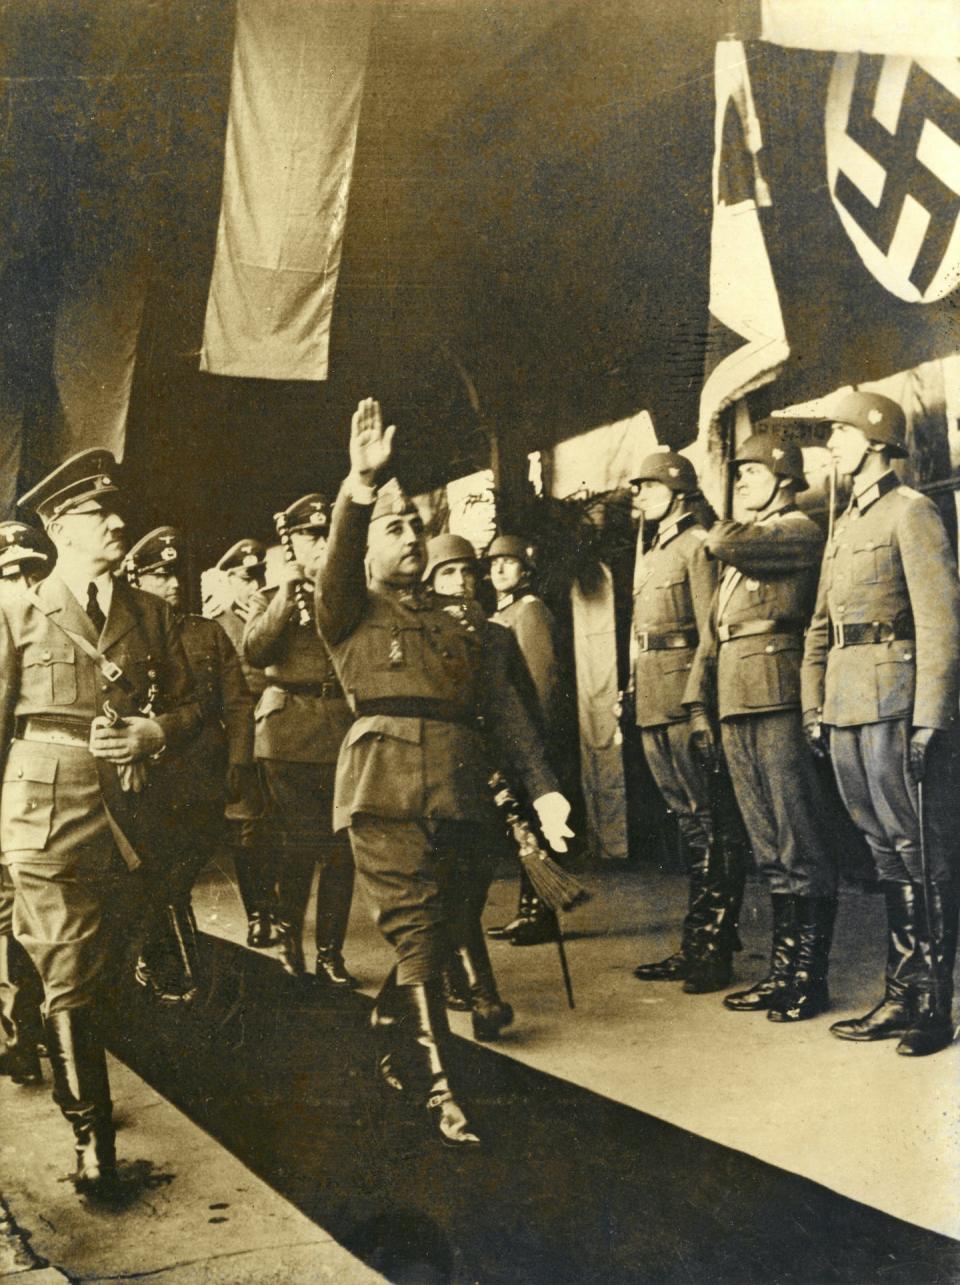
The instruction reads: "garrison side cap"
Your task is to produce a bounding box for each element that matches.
[122,526,183,579]
[216,538,267,574]
[829,390,908,458]
[630,449,698,494]
[18,448,121,522]
[370,478,418,523]
[423,533,478,582]
[282,493,330,533]
[733,433,809,491]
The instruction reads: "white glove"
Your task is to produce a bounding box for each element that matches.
[533,792,574,854]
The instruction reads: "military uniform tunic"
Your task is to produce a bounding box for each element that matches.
[688,508,836,897]
[801,473,960,883]
[316,486,557,985]
[0,574,199,1013]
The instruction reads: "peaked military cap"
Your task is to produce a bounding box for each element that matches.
[216,538,267,575]
[423,533,478,582]
[0,520,48,578]
[830,390,908,458]
[371,478,418,523]
[281,493,330,533]
[630,449,698,494]
[123,526,183,583]
[18,448,121,523]
[487,534,536,569]
[734,434,809,491]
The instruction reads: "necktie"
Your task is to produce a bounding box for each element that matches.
[86,581,106,635]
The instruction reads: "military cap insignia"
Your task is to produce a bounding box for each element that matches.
[242,552,258,568]
[772,447,784,460]
[668,466,679,477]
[868,408,883,424]
[98,476,112,489]
[161,546,177,562]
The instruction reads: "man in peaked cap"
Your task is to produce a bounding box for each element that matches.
[803,391,960,1057]
[123,527,254,1003]
[686,433,838,1025]
[315,398,572,1147]
[626,450,745,993]
[0,522,49,1085]
[0,450,199,1193]
[242,494,357,987]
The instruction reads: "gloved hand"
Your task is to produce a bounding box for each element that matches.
[533,792,575,854]
[909,726,937,782]
[687,704,716,767]
[614,687,635,726]
[803,713,828,760]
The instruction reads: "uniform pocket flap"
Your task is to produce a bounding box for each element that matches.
[254,686,287,721]
[24,641,75,666]
[344,715,423,748]
[659,653,694,674]
[3,755,57,785]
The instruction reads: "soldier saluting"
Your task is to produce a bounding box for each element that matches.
[0,451,199,1194]
[802,391,960,1056]
[315,398,572,1147]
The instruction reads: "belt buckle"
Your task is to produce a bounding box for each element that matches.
[101,660,123,683]
[638,630,649,652]
[834,622,846,649]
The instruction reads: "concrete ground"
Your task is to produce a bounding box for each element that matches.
[2,856,957,1282]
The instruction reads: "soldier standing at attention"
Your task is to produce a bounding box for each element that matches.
[123,528,254,1002]
[687,436,837,1023]
[485,534,565,947]
[0,522,50,1085]
[206,539,277,949]
[802,392,960,1057]
[0,451,198,1193]
[626,451,742,994]
[242,497,357,986]
[315,398,572,1146]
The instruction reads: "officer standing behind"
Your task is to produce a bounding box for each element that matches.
[802,392,960,1057]
[123,527,254,1002]
[207,540,277,949]
[242,496,357,986]
[0,451,198,1193]
[626,451,739,994]
[315,398,572,1147]
[0,522,50,1085]
[686,436,837,1023]
[485,534,565,947]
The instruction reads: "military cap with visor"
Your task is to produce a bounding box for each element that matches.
[0,520,48,578]
[281,493,330,533]
[122,526,183,583]
[216,538,267,576]
[733,434,809,491]
[630,450,698,494]
[18,448,121,523]
[829,390,908,458]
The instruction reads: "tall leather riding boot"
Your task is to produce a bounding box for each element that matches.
[724,894,798,1012]
[683,843,742,994]
[45,1009,116,1191]
[768,896,837,1022]
[314,847,358,987]
[830,883,921,1042]
[634,854,708,983]
[370,967,405,1092]
[234,848,278,948]
[394,980,481,1147]
[897,881,958,1057]
[274,853,316,977]
[509,896,559,947]
[166,902,201,1002]
[441,952,473,1011]
[456,926,514,1042]
[486,867,536,940]
[0,933,44,1084]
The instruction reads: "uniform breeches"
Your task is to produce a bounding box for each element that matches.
[641,721,713,851]
[257,760,338,853]
[829,719,954,884]
[349,815,488,985]
[155,798,225,904]
[722,710,837,897]
[6,851,140,1017]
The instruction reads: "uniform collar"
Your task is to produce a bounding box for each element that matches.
[654,511,696,548]
[56,565,115,616]
[852,470,899,514]
[754,501,798,525]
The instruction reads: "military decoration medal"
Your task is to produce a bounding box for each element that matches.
[388,626,404,668]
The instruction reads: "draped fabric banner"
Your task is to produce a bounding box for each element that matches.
[200,0,372,381]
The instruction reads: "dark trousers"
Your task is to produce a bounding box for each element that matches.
[641,720,713,850]
[722,710,837,898]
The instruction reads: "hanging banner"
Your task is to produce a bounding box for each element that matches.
[200,0,371,381]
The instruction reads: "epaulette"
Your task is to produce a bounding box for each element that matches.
[520,594,538,605]
[897,486,924,501]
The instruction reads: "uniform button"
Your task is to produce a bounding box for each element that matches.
[765,644,774,653]
[16,768,23,779]
[41,650,51,662]
[101,683,109,692]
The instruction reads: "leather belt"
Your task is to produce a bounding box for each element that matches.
[14,714,91,748]
[635,627,697,653]
[830,619,914,648]
[269,680,343,699]
[718,618,804,644]
[355,697,479,729]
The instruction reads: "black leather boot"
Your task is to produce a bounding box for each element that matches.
[831,883,920,1042]
[441,954,473,1011]
[234,848,279,948]
[509,897,559,947]
[634,858,706,982]
[165,901,201,1003]
[897,882,958,1057]
[45,1009,117,1192]
[456,933,514,1042]
[725,894,798,1012]
[683,844,741,994]
[0,933,44,1084]
[275,854,315,978]
[246,911,275,949]
[314,847,358,987]
[768,896,836,1022]
[396,980,481,1147]
[486,880,534,941]
[370,967,405,1093]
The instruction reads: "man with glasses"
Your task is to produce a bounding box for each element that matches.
[0,450,199,1195]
